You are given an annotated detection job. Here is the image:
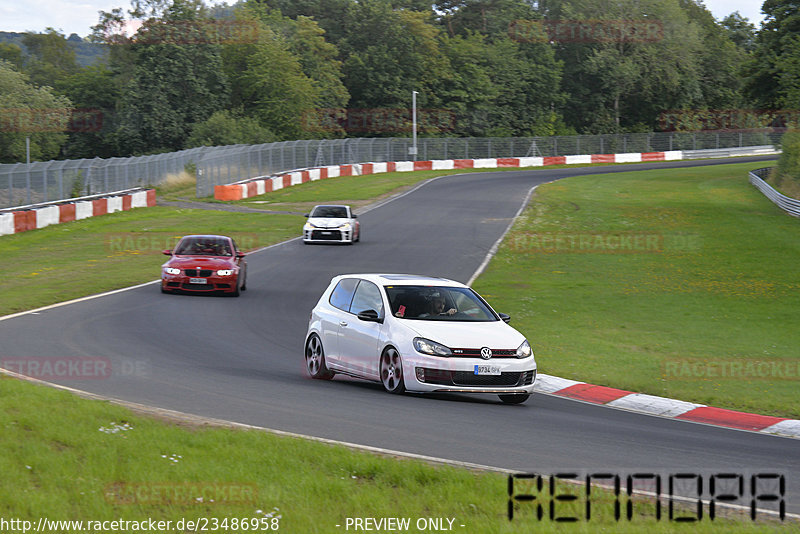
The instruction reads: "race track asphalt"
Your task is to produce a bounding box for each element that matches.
[2,156,797,515]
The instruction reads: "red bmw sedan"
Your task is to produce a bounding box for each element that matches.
[161,235,247,296]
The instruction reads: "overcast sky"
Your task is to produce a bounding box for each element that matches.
[0,0,768,38]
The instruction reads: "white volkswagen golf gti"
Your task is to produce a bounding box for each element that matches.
[304,274,536,404]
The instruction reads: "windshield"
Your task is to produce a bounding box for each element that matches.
[311,206,348,218]
[174,237,232,256]
[384,285,497,322]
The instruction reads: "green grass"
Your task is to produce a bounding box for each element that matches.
[0,377,789,532]
[473,162,800,418]
[0,207,302,317]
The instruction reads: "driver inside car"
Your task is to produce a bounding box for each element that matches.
[420,294,456,317]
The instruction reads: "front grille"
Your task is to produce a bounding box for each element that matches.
[184,269,213,277]
[420,368,526,387]
[311,229,342,241]
[450,348,517,358]
[181,283,215,290]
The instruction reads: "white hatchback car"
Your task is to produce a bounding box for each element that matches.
[304,274,536,404]
[303,204,360,244]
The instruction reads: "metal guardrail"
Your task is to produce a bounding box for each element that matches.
[749,168,800,217]
[684,146,780,159]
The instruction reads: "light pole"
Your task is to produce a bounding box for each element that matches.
[410,90,418,161]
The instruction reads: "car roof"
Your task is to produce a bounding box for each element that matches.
[179,234,232,240]
[331,273,466,288]
[312,204,350,209]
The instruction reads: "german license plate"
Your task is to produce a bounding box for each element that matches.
[474,365,501,375]
[189,278,207,284]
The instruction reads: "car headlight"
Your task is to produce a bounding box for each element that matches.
[304,222,314,230]
[516,339,533,359]
[217,269,233,276]
[339,223,351,231]
[413,337,452,357]
[164,267,180,275]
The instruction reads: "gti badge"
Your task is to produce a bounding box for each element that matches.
[480,347,492,360]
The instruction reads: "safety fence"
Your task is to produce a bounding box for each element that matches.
[1,131,784,207]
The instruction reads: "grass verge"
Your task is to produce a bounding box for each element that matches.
[473,162,800,418]
[0,376,789,532]
[0,207,301,317]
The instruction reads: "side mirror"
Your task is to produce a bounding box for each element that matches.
[498,313,511,324]
[357,309,383,323]
[352,213,358,219]
[237,251,246,258]
[162,249,173,256]
[304,213,309,218]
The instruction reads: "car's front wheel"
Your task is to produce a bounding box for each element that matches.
[380,347,405,394]
[499,393,530,404]
[305,334,334,379]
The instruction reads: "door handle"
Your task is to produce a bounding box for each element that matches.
[339,321,348,327]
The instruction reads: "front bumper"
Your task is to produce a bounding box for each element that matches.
[161,273,238,293]
[303,227,353,243]
[403,354,537,394]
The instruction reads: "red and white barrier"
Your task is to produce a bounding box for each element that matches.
[214,150,684,201]
[0,189,156,237]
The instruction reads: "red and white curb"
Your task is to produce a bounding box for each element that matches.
[214,151,683,201]
[0,189,156,237]
[535,374,800,439]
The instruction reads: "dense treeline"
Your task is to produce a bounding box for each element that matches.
[0,0,793,163]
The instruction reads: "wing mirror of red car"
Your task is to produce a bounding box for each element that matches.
[236,251,246,258]
[162,249,173,256]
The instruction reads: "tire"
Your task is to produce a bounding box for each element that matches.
[305,334,334,379]
[240,269,247,291]
[499,393,530,404]
[380,347,405,394]
[355,226,360,243]
[231,275,241,297]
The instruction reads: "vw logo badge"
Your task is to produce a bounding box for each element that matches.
[480,347,492,360]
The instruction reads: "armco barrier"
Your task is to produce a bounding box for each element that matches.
[0,188,156,237]
[213,151,684,201]
[749,168,800,217]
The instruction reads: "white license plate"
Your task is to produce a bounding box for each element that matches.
[474,365,501,375]
[189,278,207,284]
[321,231,333,235]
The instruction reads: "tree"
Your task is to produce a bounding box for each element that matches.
[0,61,72,163]
[21,29,80,88]
[721,11,757,52]
[744,0,800,108]
[0,43,24,69]
[116,0,230,154]
[56,64,120,158]
[187,109,276,146]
